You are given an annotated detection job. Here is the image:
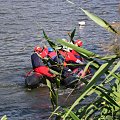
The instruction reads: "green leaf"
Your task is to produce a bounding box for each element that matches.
[63,59,115,120]
[57,39,96,57]
[97,55,117,60]
[84,104,96,119]
[96,86,119,107]
[106,60,120,80]
[56,78,61,88]
[106,115,113,120]
[70,28,76,43]
[1,115,7,120]
[49,106,61,119]
[49,68,60,75]
[64,108,80,120]
[83,61,93,73]
[46,79,52,90]
[43,29,56,49]
[46,79,58,107]
[81,8,118,34]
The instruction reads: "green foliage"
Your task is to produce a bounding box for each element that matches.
[43,6,120,120]
[43,29,56,49]
[57,39,96,58]
[81,8,118,34]
[68,28,76,43]
[1,115,7,120]
[44,29,120,119]
[46,79,59,110]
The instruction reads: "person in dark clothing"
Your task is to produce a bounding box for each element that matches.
[31,50,44,69]
[25,46,56,89]
[31,46,55,77]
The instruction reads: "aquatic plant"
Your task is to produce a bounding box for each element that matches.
[48,35,120,120]
[43,7,120,120]
[0,115,7,120]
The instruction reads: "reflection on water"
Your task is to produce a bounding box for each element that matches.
[0,0,119,119]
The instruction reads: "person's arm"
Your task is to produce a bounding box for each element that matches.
[65,52,84,64]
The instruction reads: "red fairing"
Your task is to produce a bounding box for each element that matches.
[65,52,77,62]
[48,51,57,58]
[34,66,54,77]
[39,48,48,58]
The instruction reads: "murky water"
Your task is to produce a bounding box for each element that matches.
[0,0,119,119]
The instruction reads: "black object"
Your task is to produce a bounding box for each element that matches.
[25,72,44,89]
[31,52,45,69]
[63,75,79,88]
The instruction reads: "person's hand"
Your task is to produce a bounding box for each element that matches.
[51,74,56,77]
[76,59,84,64]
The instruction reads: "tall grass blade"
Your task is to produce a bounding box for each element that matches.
[49,106,60,119]
[43,29,56,49]
[106,61,120,80]
[63,59,115,119]
[81,8,118,34]
[70,28,76,43]
[46,79,58,108]
[64,108,80,120]
[46,79,52,90]
[1,115,7,120]
[96,86,119,107]
[97,55,117,60]
[57,39,96,57]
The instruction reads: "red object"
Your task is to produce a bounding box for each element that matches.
[71,50,80,56]
[48,51,57,58]
[63,61,67,66]
[59,50,80,62]
[75,40,83,47]
[78,70,86,78]
[65,52,77,62]
[34,66,54,77]
[39,47,48,58]
[71,50,83,61]
[34,46,42,52]
[59,50,67,57]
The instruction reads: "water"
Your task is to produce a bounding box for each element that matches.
[0,0,119,119]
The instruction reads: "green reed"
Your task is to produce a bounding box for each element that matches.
[43,8,120,120]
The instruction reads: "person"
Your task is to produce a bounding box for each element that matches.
[32,46,77,86]
[58,39,83,65]
[38,46,48,58]
[31,46,55,78]
[74,39,91,77]
[58,47,84,69]
[47,47,73,79]
[59,39,90,78]
[47,47,57,61]
[73,39,84,60]
[25,46,57,89]
[74,39,83,47]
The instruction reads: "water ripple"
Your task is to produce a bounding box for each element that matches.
[0,0,119,119]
